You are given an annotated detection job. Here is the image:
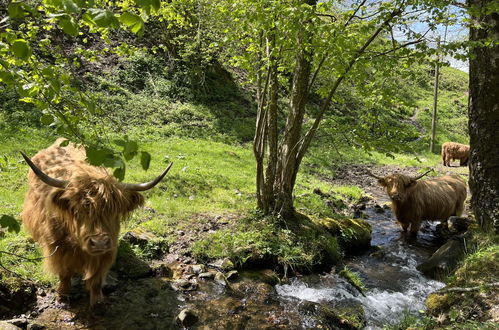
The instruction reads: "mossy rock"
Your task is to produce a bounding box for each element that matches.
[0,276,37,318]
[426,292,456,316]
[417,236,468,280]
[316,217,372,253]
[299,300,366,329]
[112,240,152,279]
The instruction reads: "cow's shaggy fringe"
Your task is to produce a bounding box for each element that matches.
[21,138,144,305]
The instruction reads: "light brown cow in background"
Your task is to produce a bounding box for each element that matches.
[21,138,172,305]
[441,142,470,167]
[368,170,467,235]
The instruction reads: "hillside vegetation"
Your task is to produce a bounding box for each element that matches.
[2,28,491,330]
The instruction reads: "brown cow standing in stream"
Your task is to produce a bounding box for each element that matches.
[21,138,172,305]
[368,170,466,235]
[441,142,470,166]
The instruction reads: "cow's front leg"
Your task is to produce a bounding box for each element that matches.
[409,220,422,236]
[86,275,104,306]
[397,220,409,232]
[57,272,73,297]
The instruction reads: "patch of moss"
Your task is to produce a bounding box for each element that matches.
[315,217,372,253]
[425,293,455,316]
[191,212,341,273]
[338,266,366,294]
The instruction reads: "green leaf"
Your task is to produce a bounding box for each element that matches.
[87,8,118,28]
[59,17,79,36]
[59,140,70,147]
[0,71,16,85]
[11,39,31,60]
[86,145,112,166]
[62,0,80,14]
[0,214,20,233]
[8,2,24,18]
[40,114,54,125]
[113,139,126,147]
[140,151,151,170]
[119,12,144,35]
[103,156,124,168]
[151,0,160,11]
[123,140,138,161]
[113,167,125,181]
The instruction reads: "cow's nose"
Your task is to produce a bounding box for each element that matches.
[390,193,400,200]
[89,234,112,251]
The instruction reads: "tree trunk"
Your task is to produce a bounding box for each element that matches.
[274,44,313,218]
[468,0,499,233]
[272,0,315,219]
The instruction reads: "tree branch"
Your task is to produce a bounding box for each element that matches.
[436,282,499,293]
[297,7,404,162]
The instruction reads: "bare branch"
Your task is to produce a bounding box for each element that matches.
[436,282,499,293]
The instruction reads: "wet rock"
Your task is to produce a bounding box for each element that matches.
[113,240,152,279]
[0,278,36,318]
[198,271,216,279]
[103,271,119,293]
[0,321,21,329]
[176,308,198,327]
[122,228,158,246]
[240,269,280,286]
[214,272,227,285]
[151,262,173,278]
[172,279,197,291]
[191,264,206,275]
[225,270,239,281]
[373,204,385,213]
[417,234,469,279]
[352,209,368,219]
[299,301,365,329]
[369,245,386,259]
[209,258,234,271]
[27,323,45,330]
[447,216,471,233]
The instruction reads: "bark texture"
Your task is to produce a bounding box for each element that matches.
[468,0,499,233]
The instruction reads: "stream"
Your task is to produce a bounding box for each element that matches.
[24,199,445,329]
[275,205,445,329]
[179,201,445,329]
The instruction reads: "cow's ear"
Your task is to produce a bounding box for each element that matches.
[377,178,386,186]
[405,180,417,188]
[125,191,144,213]
[51,190,70,210]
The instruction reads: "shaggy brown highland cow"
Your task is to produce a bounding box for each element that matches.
[21,138,172,305]
[368,170,467,235]
[441,142,470,167]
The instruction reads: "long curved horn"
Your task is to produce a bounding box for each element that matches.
[121,162,173,191]
[411,169,433,181]
[366,169,383,180]
[20,151,68,188]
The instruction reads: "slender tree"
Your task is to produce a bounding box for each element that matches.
[468,0,499,233]
[218,0,450,219]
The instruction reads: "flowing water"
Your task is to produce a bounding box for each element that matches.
[275,204,445,329]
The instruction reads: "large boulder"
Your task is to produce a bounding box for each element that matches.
[0,278,36,318]
[417,234,470,279]
[317,217,372,253]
